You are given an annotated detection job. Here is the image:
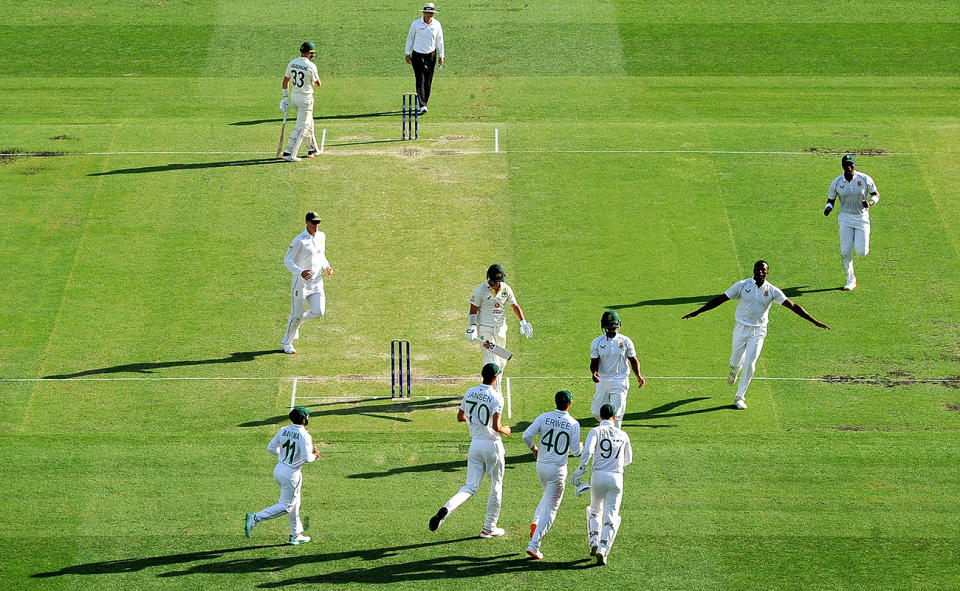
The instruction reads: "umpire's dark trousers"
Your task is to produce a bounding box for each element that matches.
[410,50,437,107]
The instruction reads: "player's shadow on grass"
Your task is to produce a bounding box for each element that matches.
[347,452,536,479]
[230,111,401,126]
[606,285,844,310]
[575,397,733,430]
[43,350,282,379]
[88,158,284,176]
[258,553,595,586]
[32,544,285,578]
[238,397,462,427]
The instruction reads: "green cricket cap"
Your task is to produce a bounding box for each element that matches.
[481,363,502,380]
[841,154,856,166]
[555,389,572,408]
[289,406,311,423]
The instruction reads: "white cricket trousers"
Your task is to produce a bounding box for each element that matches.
[528,463,567,552]
[253,463,304,537]
[839,220,870,284]
[282,279,325,346]
[730,321,767,401]
[478,324,509,394]
[587,470,624,557]
[592,377,629,428]
[443,439,505,532]
[284,93,319,156]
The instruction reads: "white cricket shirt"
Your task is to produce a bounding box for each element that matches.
[267,424,316,470]
[829,171,878,228]
[285,57,320,95]
[724,278,786,327]
[580,421,632,474]
[405,17,444,57]
[461,384,504,442]
[590,333,636,380]
[470,282,517,329]
[523,410,582,466]
[284,229,329,296]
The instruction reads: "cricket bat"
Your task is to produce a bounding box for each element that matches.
[481,339,513,361]
[275,110,288,158]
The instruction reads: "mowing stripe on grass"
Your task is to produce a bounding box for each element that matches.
[2,375,957,384]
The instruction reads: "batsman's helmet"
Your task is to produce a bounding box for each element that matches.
[487,264,506,283]
[601,310,621,331]
[300,41,317,56]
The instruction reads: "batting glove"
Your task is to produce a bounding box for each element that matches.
[520,320,533,339]
[279,98,289,112]
[465,325,478,342]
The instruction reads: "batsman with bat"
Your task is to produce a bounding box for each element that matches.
[465,264,532,392]
[279,41,321,162]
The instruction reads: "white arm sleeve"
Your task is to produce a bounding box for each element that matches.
[522,418,539,449]
[266,430,282,457]
[405,21,417,54]
[569,422,583,457]
[302,431,316,463]
[436,23,444,59]
[622,434,633,468]
[284,239,303,276]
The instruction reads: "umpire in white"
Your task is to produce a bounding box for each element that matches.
[404,2,444,113]
[572,403,632,566]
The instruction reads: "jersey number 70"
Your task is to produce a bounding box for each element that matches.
[465,400,491,426]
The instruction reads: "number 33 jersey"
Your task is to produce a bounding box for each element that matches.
[582,422,633,474]
[461,384,504,442]
[268,424,315,469]
[523,410,582,467]
[285,57,320,96]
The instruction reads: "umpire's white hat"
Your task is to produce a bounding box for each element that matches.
[422,2,437,12]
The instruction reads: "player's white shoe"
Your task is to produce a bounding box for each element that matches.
[428,507,448,531]
[525,548,543,560]
[282,153,302,162]
[289,534,311,545]
[734,398,748,410]
[244,513,255,538]
[843,279,857,291]
[305,151,318,159]
[479,526,505,538]
[727,367,740,385]
[419,105,428,114]
[282,343,296,354]
[596,551,607,566]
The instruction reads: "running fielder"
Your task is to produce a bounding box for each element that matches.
[281,211,333,354]
[466,264,532,391]
[244,406,319,545]
[522,389,582,560]
[590,310,645,428]
[279,41,321,162]
[429,363,511,538]
[682,260,830,409]
[571,403,632,566]
[825,153,880,291]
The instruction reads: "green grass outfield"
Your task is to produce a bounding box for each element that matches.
[2,1,960,589]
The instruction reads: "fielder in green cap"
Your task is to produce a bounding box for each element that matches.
[825,153,880,290]
[279,41,322,161]
[589,310,645,428]
[466,264,533,394]
[244,405,320,545]
[428,362,511,538]
[521,389,582,559]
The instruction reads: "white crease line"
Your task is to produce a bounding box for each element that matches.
[290,378,298,410]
